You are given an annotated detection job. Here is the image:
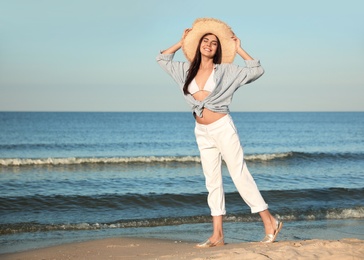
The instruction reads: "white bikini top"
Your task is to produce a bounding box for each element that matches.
[188,69,216,95]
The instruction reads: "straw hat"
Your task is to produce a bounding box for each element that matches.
[182,18,236,63]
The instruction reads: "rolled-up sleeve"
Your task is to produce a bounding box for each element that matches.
[156,53,189,87]
[227,59,264,88]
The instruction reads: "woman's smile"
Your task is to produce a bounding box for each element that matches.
[200,35,218,57]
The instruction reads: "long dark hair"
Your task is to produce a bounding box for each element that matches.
[183,33,222,95]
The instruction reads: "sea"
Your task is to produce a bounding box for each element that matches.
[0,112,363,254]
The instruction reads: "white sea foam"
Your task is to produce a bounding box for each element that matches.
[0,156,201,166]
[245,152,293,161]
[2,206,363,235]
[277,207,364,221]
[0,152,294,166]
[326,207,364,219]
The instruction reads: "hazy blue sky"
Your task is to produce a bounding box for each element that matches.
[1,0,363,112]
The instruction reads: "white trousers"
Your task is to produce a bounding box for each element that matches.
[194,114,268,216]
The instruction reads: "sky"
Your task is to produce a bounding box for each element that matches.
[0,0,363,112]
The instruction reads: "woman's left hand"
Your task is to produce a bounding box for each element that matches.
[231,34,241,52]
[231,34,253,60]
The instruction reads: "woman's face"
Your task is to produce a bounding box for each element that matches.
[199,34,218,59]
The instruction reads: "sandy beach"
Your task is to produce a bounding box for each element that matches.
[1,237,363,260]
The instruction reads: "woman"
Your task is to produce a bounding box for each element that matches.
[156,18,282,247]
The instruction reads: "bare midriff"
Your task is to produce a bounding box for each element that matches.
[193,90,227,125]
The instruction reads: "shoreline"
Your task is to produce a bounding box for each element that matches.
[1,237,363,260]
[2,219,364,257]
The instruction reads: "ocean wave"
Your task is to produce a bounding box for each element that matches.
[1,151,363,167]
[0,152,297,166]
[0,156,201,166]
[1,188,363,235]
[1,206,363,235]
[2,188,363,213]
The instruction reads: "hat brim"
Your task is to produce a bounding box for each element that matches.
[182,18,236,64]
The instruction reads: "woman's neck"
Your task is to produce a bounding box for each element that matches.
[199,57,214,70]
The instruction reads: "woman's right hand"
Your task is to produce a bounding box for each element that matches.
[181,28,191,41]
[161,28,192,55]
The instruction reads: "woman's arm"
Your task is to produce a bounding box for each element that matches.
[157,29,192,87]
[232,35,253,61]
[161,29,191,54]
[161,41,182,54]
[228,35,264,87]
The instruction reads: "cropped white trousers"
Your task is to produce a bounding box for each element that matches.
[194,114,268,216]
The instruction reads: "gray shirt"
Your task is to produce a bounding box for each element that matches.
[156,53,264,117]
